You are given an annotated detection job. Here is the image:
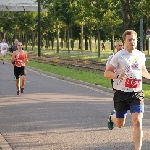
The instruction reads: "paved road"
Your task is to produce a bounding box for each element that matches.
[0,61,150,150]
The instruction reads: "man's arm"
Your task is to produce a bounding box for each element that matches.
[6,43,8,48]
[106,55,113,68]
[9,46,13,53]
[11,51,17,63]
[142,65,150,79]
[104,64,118,79]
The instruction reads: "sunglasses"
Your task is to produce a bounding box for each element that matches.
[18,45,22,46]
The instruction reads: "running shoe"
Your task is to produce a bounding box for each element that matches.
[17,91,20,95]
[21,88,24,93]
[108,110,116,130]
[14,76,16,80]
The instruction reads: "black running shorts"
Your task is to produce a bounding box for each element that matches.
[14,66,26,79]
[113,90,144,112]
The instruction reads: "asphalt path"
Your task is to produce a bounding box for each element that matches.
[0,61,150,150]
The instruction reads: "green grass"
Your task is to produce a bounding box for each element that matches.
[28,60,150,99]
[6,53,150,99]
[27,61,111,88]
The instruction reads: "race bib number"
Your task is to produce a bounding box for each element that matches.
[125,78,141,88]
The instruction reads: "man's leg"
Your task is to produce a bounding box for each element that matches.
[2,51,6,64]
[109,110,127,130]
[130,91,144,150]
[1,52,2,59]
[108,90,128,130]
[1,52,4,64]
[132,112,143,150]
[111,114,126,128]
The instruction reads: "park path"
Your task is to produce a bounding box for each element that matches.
[0,60,150,150]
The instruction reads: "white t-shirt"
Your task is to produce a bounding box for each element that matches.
[106,54,114,67]
[106,53,119,90]
[110,49,146,92]
[0,42,8,51]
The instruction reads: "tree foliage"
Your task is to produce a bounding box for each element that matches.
[0,0,149,51]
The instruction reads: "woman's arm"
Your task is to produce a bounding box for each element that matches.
[25,51,29,63]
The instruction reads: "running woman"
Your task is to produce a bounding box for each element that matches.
[104,30,150,150]
[0,38,8,64]
[11,42,28,95]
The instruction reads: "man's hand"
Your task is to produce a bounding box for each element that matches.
[118,71,127,80]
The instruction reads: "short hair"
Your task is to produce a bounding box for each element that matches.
[115,41,123,46]
[14,38,18,42]
[122,30,137,41]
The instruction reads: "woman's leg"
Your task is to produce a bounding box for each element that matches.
[20,66,27,93]
[14,66,20,95]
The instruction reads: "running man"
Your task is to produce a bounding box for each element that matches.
[106,41,123,92]
[10,39,19,80]
[104,30,150,150]
[11,42,28,95]
[10,39,19,53]
[101,43,105,51]
[0,38,8,64]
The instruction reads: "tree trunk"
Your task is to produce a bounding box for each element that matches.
[51,39,54,49]
[25,34,27,50]
[97,23,100,58]
[56,25,59,53]
[71,40,74,50]
[120,0,132,31]
[45,34,49,49]
[67,25,70,54]
[85,35,88,50]
[50,32,54,49]
[111,32,115,52]
[32,31,35,50]
[78,37,81,50]
[81,24,83,55]
[70,26,74,50]
[60,38,63,48]
[64,27,67,48]
[41,35,43,48]
[89,29,92,51]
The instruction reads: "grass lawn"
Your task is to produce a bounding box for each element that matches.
[6,49,150,99]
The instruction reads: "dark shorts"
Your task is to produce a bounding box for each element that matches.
[14,66,26,79]
[113,90,144,118]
